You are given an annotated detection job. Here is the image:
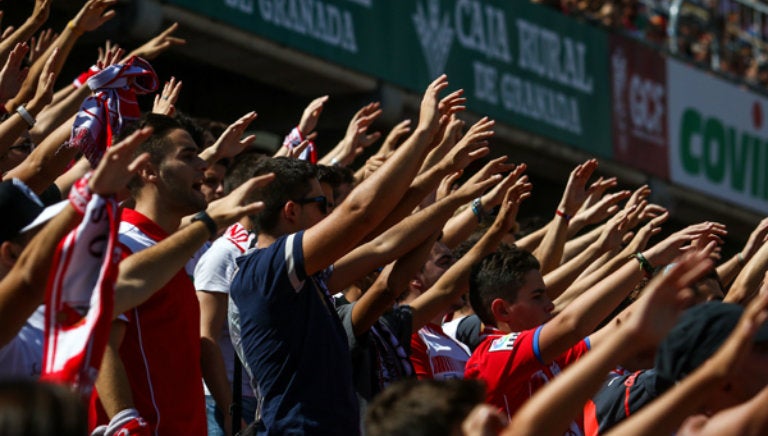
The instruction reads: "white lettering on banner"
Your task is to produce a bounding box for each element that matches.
[226,0,255,14]
[473,60,582,134]
[516,18,593,94]
[413,0,455,79]
[612,48,629,151]
[454,0,511,63]
[257,0,358,52]
[473,61,498,104]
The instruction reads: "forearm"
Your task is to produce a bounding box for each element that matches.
[350,235,437,336]
[30,85,89,143]
[441,207,477,250]
[725,243,768,305]
[365,160,451,240]
[329,195,465,293]
[410,221,506,329]
[544,241,604,300]
[200,338,233,422]
[532,215,569,274]
[4,117,79,193]
[507,329,635,436]
[0,204,80,346]
[114,221,210,316]
[717,255,742,292]
[0,18,45,62]
[558,261,643,339]
[0,95,50,155]
[7,26,80,111]
[516,223,547,253]
[94,322,135,418]
[562,224,602,263]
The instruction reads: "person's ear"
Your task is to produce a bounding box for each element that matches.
[283,200,298,224]
[138,161,158,183]
[490,298,512,323]
[0,241,22,268]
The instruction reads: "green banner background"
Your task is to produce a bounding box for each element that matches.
[167,0,612,157]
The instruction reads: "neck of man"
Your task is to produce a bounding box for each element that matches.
[132,193,186,235]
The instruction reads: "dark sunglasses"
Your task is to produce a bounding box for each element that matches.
[293,196,329,215]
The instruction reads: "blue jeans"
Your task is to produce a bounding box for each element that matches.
[205,395,259,436]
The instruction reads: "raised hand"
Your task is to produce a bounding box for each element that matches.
[70,0,117,34]
[88,127,153,196]
[417,74,449,138]
[558,159,598,216]
[435,170,461,202]
[574,189,631,227]
[379,119,411,155]
[581,176,618,211]
[479,163,528,212]
[298,95,329,136]
[644,221,727,267]
[152,77,182,116]
[494,178,533,234]
[30,47,57,108]
[31,0,52,25]
[442,116,494,171]
[0,43,29,103]
[205,173,276,229]
[129,22,186,61]
[205,111,258,160]
[28,28,56,64]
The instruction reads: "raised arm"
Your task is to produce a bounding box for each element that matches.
[113,173,274,316]
[533,159,598,274]
[507,251,715,436]
[0,0,50,63]
[410,180,531,330]
[302,75,449,276]
[6,0,116,112]
[726,232,768,305]
[606,288,768,436]
[327,157,504,293]
[0,125,151,347]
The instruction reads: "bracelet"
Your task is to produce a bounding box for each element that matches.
[632,252,655,278]
[16,105,35,128]
[471,197,484,223]
[67,20,83,35]
[555,209,572,223]
[191,210,218,238]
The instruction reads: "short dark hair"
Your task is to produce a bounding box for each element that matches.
[365,379,485,436]
[469,245,540,326]
[222,151,267,195]
[122,114,186,194]
[249,157,318,233]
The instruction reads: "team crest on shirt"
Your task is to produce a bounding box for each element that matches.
[489,332,520,352]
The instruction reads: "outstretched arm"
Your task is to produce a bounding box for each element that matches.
[410,181,531,330]
[606,286,768,436]
[507,250,714,436]
[302,75,451,276]
[0,125,151,347]
[533,159,598,274]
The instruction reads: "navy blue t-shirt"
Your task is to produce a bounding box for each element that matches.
[230,231,359,435]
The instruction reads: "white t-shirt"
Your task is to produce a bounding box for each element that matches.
[194,223,255,398]
[0,305,45,378]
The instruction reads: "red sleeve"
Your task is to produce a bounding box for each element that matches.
[409,331,432,379]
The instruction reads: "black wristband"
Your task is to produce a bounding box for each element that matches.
[192,210,217,238]
[632,252,655,278]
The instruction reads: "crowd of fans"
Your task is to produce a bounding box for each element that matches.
[535,0,768,88]
[1,1,768,436]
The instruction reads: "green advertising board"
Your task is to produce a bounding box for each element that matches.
[167,0,612,157]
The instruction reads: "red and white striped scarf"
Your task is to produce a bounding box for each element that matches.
[69,56,159,166]
[39,194,120,400]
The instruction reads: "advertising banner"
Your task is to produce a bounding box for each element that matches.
[668,59,768,214]
[610,35,668,178]
[167,0,613,157]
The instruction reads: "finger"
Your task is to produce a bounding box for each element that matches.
[160,22,180,37]
[127,152,151,173]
